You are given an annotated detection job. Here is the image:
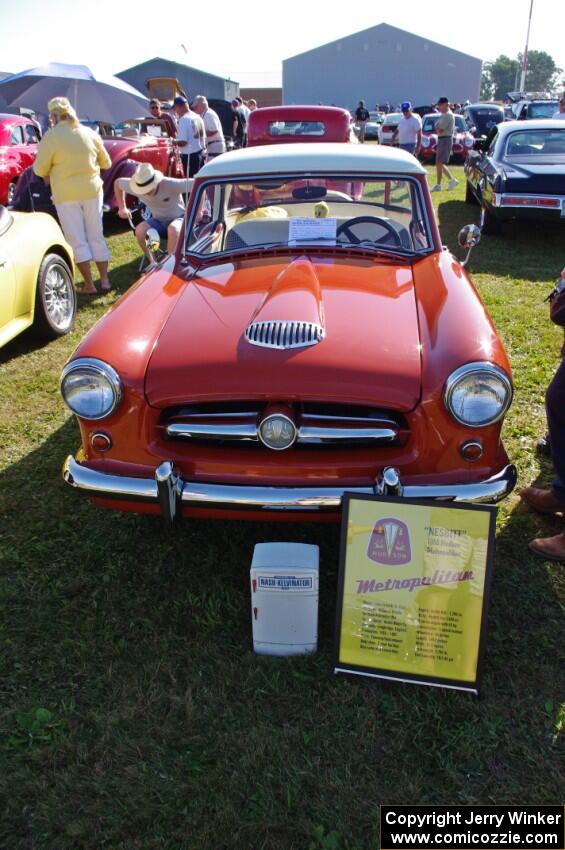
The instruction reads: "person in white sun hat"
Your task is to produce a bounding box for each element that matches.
[114,163,194,266]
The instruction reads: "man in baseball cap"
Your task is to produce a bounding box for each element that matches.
[173,96,206,176]
[393,101,422,157]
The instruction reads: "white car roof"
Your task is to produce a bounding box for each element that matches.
[199,142,426,178]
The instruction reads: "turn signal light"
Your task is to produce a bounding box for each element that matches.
[90,432,112,452]
[460,440,483,461]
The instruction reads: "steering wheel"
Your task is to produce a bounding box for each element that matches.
[336,215,403,247]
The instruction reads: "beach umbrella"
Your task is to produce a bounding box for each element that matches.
[0,63,149,123]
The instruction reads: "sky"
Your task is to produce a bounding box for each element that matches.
[1,0,563,87]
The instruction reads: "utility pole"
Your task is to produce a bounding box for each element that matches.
[519,0,534,92]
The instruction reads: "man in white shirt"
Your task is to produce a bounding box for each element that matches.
[392,101,422,157]
[552,98,565,119]
[173,96,206,177]
[192,95,226,158]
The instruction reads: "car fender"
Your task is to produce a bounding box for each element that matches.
[0,162,20,203]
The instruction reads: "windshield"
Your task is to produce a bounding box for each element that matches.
[422,115,466,133]
[528,102,558,118]
[185,176,432,258]
[505,129,565,159]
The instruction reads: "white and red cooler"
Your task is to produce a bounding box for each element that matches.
[250,543,320,656]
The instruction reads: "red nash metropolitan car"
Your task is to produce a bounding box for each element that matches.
[419,113,475,164]
[61,144,516,524]
[247,105,356,146]
[0,113,42,205]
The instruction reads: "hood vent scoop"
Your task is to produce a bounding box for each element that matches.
[245,320,325,350]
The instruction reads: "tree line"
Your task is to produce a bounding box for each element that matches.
[481,51,563,100]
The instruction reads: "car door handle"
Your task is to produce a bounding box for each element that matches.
[0,259,8,268]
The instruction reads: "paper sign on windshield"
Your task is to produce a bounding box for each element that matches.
[289,217,337,244]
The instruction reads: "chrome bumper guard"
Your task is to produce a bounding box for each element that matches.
[63,456,517,526]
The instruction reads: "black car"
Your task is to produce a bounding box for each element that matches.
[462,103,505,139]
[208,98,237,145]
[464,119,565,234]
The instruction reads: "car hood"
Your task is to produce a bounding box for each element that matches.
[145,254,422,410]
[102,135,168,164]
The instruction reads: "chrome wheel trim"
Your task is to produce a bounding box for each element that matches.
[43,264,74,331]
[7,182,16,204]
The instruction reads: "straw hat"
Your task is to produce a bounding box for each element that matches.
[129,162,163,196]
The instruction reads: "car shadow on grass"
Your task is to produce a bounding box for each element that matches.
[437,199,565,282]
[0,327,56,365]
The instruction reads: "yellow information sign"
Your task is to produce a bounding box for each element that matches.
[334,495,496,694]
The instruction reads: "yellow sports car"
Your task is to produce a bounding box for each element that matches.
[0,205,76,347]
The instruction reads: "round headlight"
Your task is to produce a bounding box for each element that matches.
[60,358,122,420]
[421,136,430,148]
[444,362,512,427]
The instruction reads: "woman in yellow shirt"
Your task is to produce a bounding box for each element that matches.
[34,97,112,294]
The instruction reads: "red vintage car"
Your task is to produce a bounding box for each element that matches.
[0,113,42,205]
[419,113,475,163]
[61,143,516,524]
[247,105,355,146]
[99,120,183,213]
[12,119,183,216]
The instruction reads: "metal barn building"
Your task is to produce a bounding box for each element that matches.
[117,58,238,103]
[283,23,482,109]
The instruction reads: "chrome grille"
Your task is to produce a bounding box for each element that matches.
[245,320,325,350]
[163,403,408,448]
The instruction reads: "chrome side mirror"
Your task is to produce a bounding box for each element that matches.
[145,227,161,253]
[458,224,481,249]
[458,223,481,267]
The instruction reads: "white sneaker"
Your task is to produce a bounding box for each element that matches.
[430,184,442,192]
[447,178,459,190]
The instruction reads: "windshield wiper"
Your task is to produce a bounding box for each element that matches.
[185,241,425,263]
[337,241,424,260]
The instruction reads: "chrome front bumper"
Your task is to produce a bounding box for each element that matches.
[63,455,517,525]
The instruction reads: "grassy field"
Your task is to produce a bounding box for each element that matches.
[0,166,564,850]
